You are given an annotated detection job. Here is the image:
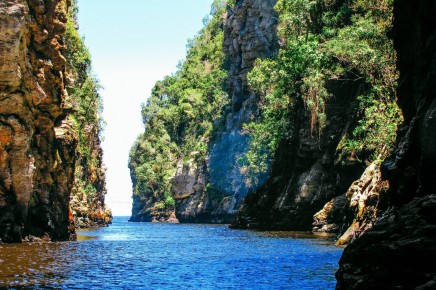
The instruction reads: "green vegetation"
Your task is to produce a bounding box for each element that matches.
[129,0,229,216]
[242,0,402,180]
[130,0,403,217]
[65,1,109,221]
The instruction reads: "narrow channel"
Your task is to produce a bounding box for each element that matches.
[0,217,342,288]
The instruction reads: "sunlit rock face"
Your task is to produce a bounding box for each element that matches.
[173,0,279,223]
[313,162,389,245]
[0,0,75,243]
[336,0,436,288]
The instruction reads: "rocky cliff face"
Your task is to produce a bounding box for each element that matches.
[130,0,279,224]
[336,0,436,288]
[229,0,401,236]
[0,0,74,243]
[173,0,278,223]
[63,5,112,229]
[313,162,388,245]
[0,0,110,243]
[231,78,369,230]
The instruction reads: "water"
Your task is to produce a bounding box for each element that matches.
[0,217,342,289]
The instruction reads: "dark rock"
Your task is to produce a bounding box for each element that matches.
[170,0,279,223]
[232,79,367,230]
[336,0,436,288]
[336,196,436,289]
[313,194,348,234]
[0,0,73,243]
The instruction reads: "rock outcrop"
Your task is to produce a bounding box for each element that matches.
[231,79,368,230]
[63,7,112,228]
[313,162,388,245]
[336,0,436,288]
[173,0,278,223]
[0,0,74,242]
[0,0,110,242]
[129,0,279,224]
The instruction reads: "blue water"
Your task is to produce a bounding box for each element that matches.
[0,217,342,289]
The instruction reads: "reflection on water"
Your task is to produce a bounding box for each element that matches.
[257,231,336,239]
[0,217,342,288]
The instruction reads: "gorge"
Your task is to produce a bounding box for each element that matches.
[129,0,436,288]
[0,0,435,289]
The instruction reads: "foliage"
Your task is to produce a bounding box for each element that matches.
[129,2,229,214]
[338,94,401,162]
[242,0,402,179]
[65,0,107,219]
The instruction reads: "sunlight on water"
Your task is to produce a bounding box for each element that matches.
[0,217,342,288]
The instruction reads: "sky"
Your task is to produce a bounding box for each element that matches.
[77,0,214,216]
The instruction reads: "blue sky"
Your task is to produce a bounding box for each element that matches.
[77,0,214,215]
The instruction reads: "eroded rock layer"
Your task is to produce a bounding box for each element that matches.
[0,0,110,242]
[0,0,74,242]
[174,0,278,223]
[231,79,368,230]
[336,0,436,288]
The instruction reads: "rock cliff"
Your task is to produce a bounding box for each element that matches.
[231,78,369,230]
[229,0,402,238]
[174,0,278,223]
[0,0,74,243]
[130,0,400,230]
[63,3,112,229]
[0,0,110,243]
[129,0,278,224]
[335,0,436,288]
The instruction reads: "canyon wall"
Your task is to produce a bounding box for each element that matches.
[173,0,278,223]
[230,0,400,233]
[130,0,399,233]
[63,3,112,229]
[0,0,110,243]
[0,0,74,242]
[129,0,278,223]
[336,0,436,288]
[231,78,368,230]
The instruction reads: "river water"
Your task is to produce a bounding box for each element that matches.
[0,217,342,289]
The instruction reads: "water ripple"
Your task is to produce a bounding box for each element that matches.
[0,217,342,289]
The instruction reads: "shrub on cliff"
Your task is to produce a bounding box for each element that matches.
[129,1,229,218]
[242,0,402,182]
[64,0,111,225]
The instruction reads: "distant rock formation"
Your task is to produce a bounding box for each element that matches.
[174,0,278,223]
[129,0,279,224]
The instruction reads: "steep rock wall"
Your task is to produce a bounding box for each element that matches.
[0,0,74,242]
[63,7,112,228]
[336,0,436,288]
[231,79,367,230]
[0,0,110,242]
[313,162,388,245]
[173,0,278,223]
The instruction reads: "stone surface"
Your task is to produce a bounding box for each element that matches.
[312,162,388,245]
[232,79,367,230]
[313,195,348,234]
[0,0,110,242]
[0,0,73,242]
[336,195,436,289]
[172,0,279,223]
[336,0,436,288]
